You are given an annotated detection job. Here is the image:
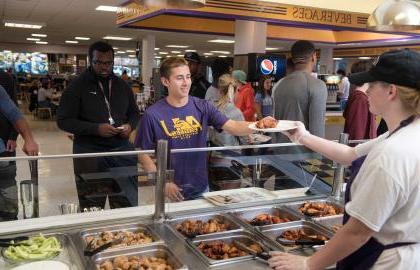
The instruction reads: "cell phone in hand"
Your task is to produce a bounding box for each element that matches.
[116,126,125,130]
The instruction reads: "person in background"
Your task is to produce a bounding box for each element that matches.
[136,57,272,202]
[343,60,377,140]
[184,52,210,99]
[269,48,420,270]
[121,70,130,82]
[337,69,350,110]
[0,85,38,221]
[255,75,274,119]
[37,81,54,109]
[205,58,232,106]
[57,41,140,210]
[232,70,256,121]
[209,74,246,146]
[273,40,327,144]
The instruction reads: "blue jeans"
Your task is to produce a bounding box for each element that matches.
[340,99,348,111]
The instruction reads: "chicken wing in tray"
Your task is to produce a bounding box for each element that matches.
[175,218,230,238]
[249,213,291,226]
[197,240,263,260]
[299,202,343,217]
[279,229,329,246]
[98,255,174,270]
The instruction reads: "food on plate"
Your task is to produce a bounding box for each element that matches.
[197,240,262,260]
[299,202,343,217]
[280,229,329,246]
[175,218,230,237]
[249,213,291,226]
[4,234,62,262]
[85,230,153,250]
[255,118,278,129]
[97,255,174,270]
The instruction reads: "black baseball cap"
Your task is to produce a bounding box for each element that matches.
[349,49,420,90]
[184,52,201,64]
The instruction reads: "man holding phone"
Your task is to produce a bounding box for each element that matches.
[57,41,140,210]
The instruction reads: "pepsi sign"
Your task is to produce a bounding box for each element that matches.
[260,59,274,75]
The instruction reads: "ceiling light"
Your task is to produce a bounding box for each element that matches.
[155,48,160,50]
[358,57,372,60]
[218,55,228,58]
[128,55,136,58]
[116,51,126,54]
[171,50,181,53]
[159,52,169,55]
[367,0,420,31]
[203,53,214,56]
[36,41,48,44]
[266,47,280,51]
[113,47,119,50]
[31,33,47,37]
[333,57,344,60]
[155,56,162,59]
[177,54,184,57]
[103,36,132,41]
[166,45,189,48]
[27,38,40,41]
[185,49,197,52]
[210,51,230,54]
[126,50,136,53]
[4,21,44,29]
[95,5,118,12]
[208,39,235,44]
[75,36,90,40]
[65,40,79,44]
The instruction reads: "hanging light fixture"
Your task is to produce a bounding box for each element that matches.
[135,0,205,9]
[367,0,420,31]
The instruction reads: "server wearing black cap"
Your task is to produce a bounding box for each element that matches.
[184,52,210,99]
[268,49,420,270]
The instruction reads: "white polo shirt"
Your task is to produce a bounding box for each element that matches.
[346,118,420,269]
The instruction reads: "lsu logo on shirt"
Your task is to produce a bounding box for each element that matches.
[160,116,202,139]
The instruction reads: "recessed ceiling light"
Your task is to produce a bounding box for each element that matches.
[36,41,48,44]
[95,5,118,12]
[185,49,197,52]
[333,57,343,60]
[166,45,189,48]
[358,57,372,60]
[65,40,79,44]
[177,54,184,57]
[155,48,160,50]
[103,36,132,41]
[4,21,44,29]
[116,51,126,54]
[265,47,279,51]
[126,50,136,53]
[159,52,169,55]
[208,39,235,44]
[27,38,40,41]
[128,55,136,58]
[218,55,228,58]
[171,51,181,54]
[113,47,119,50]
[31,33,47,37]
[210,51,230,55]
[203,53,214,56]
[155,56,162,59]
[75,36,90,40]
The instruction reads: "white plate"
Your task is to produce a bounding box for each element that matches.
[248,120,298,132]
[10,261,69,270]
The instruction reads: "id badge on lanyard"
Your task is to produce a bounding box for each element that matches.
[98,80,114,125]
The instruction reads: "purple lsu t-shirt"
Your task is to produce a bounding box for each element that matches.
[135,97,228,199]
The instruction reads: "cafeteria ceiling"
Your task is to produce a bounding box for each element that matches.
[0,0,418,56]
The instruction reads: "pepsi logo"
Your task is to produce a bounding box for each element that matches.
[260,59,274,75]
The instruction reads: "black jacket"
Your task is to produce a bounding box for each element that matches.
[0,70,18,145]
[57,68,140,149]
[190,74,210,99]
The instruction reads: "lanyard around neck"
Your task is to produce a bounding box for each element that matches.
[98,80,114,125]
[386,115,417,139]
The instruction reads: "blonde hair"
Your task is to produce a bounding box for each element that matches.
[215,74,234,110]
[397,85,420,116]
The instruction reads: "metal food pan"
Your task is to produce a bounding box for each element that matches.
[167,213,243,239]
[314,215,344,233]
[230,206,302,228]
[93,244,188,270]
[80,223,162,253]
[259,220,334,250]
[0,233,84,270]
[189,231,267,267]
[284,199,344,218]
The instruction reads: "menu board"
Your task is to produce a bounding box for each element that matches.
[4,52,49,74]
[13,53,32,73]
[31,53,48,74]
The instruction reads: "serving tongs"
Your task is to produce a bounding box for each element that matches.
[275,236,325,246]
[232,240,271,262]
[0,236,30,247]
[84,237,123,256]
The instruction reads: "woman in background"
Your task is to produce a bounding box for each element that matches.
[255,75,274,120]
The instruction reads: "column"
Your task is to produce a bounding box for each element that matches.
[234,20,267,55]
[319,47,334,74]
[141,34,155,87]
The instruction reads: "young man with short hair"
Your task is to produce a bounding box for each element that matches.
[135,57,267,201]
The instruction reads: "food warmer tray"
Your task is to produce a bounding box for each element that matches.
[313,215,344,233]
[92,244,188,270]
[284,199,344,220]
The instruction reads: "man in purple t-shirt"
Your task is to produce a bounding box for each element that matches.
[135,57,272,201]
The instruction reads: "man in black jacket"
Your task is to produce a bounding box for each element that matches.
[184,52,210,99]
[57,41,140,210]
